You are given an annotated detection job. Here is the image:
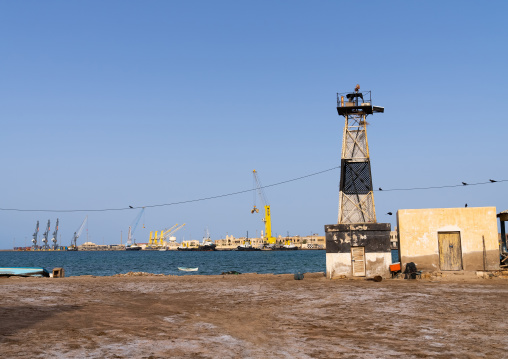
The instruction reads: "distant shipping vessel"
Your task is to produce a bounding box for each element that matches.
[126,245,142,251]
[237,239,261,251]
[178,232,217,251]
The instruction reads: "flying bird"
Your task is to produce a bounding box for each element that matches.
[462,182,468,185]
[387,212,393,215]
[489,179,497,183]
[129,206,133,209]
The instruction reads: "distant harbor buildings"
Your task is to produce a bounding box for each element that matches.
[68,234,325,251]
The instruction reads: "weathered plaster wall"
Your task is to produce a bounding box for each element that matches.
[397,207,499,271]
[365,253,391,277]
[326,253,351,278]
[325,223,391,278]
[326,252,391,278]
[325,223,391,253]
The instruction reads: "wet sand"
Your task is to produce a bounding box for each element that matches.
[1,272,507,358]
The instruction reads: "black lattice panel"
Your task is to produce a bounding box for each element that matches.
[342,161,373,195]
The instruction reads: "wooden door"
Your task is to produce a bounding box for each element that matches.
[438,232,463,271]
[351,246,366,276]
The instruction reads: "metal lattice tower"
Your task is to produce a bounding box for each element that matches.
[337,85,384,224]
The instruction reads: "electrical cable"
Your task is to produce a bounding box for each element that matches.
[0,166,340,213]
[376,179,508,192]
[0,166,505,212]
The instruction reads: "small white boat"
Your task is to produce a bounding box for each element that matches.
[178,267,198,272]
[159,247,168,251]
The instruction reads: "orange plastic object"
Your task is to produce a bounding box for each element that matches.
[389,263,401,272]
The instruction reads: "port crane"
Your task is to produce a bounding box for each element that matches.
[251,170,276,245]
[162,223,186,244]
[31,221,39,250]
[70,216,88,249]
[41,220,50,250]
[150,224,179,246]
[127,207,145,247]
[162,223,179,237]
[150,223,179,246]
[51,218,59,250]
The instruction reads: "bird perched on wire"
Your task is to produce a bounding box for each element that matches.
[378,187,383,191]
[462,182,468,186]
[489,179,497,183]
[387,212,393,215]
[129,206,134,209]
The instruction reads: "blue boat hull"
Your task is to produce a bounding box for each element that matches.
[0,267,50,277]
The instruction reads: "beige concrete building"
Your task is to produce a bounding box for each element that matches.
[397,207,499,271]
[390,230,398,249]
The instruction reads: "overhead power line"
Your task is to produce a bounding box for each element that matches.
[376,179,508,192]
[0,167,505,213]
[0,166,340,213]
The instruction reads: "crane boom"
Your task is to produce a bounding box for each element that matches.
[131,208,145,235]
[163,223,186,239]
[71,216,88,248]
[127,208,145,246]
[76,216,88,239]
[162,223,179,237]
[251,170,276,245]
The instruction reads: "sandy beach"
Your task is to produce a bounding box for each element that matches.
[1,272,507,358]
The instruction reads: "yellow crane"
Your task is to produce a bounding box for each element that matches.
[251,169,276,245]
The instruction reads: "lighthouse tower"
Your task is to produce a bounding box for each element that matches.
[325,85,391,278]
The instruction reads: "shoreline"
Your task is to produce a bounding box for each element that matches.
[2,269,507,280]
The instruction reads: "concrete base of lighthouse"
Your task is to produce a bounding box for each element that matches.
[324,223,391,279]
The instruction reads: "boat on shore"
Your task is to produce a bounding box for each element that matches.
[178,267,198,272]
[0,267,50,277]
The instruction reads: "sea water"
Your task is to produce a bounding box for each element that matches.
[0,250,326,277]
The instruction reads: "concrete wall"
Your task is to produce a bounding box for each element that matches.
[326,252,391,278]
[397,207,499,271]
[325,223,391,278]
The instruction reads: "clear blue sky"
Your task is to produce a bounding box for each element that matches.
[1,1,507,248]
